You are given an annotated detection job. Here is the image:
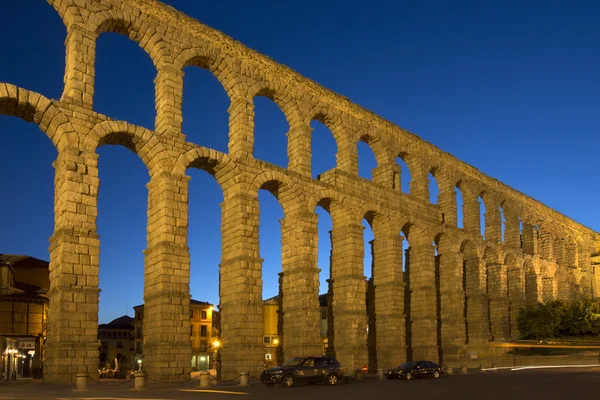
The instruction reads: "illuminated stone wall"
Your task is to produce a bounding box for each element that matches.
[0,0,597,383]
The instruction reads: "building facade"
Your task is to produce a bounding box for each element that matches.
[134,300,215,372]
[98,315,135,375]
[0,255,48,380]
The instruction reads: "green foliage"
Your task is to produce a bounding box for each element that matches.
[517,298,600,340]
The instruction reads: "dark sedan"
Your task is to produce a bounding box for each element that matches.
[260,356,344,387]
[385,361,444,380]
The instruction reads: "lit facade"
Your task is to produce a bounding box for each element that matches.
[0,255,48,379]
[134,299,215,372]
[98,315,135,374]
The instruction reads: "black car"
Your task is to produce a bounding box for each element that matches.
[260,356,344,387]
[385,361,444,380]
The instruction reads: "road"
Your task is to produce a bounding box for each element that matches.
[1,368,599,399]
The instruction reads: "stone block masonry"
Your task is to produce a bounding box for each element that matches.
[0,0,597,383]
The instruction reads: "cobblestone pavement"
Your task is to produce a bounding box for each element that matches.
[1,368,599,400]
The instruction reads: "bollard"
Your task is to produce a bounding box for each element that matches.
[133,372,145,390]
[446,366,454,375]
[74,374,88,391]
[198,371,210,388]
[354,369,362,382]
[461,366,468,374]
[377,369,385,380]
[239,372,249,387]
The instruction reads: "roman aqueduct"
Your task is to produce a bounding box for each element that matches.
[1,0,598,383]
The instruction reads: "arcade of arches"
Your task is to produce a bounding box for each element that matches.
[1,0,598,384]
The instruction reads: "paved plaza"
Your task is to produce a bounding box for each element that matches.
[0,368,598,400]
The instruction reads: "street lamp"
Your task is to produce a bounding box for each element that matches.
[137,359,142,372]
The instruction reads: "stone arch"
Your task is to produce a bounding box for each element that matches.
[357,129,389,171]
[174,46,239,95]
[173,146,241,194]
[307,188,348,215]
[305,107,351,171]
[0,83,78,150]
[435,231,460,253]
[354,202,389,227]
[250,170,306,216]
[47,0,93,26]
[90,10,171,70]
[83,120,173,177]
[247,80,303,129]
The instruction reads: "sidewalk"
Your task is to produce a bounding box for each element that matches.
[0,374,262,400]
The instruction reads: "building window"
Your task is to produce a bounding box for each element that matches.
[265,353,272,360]
[263,336,271,344]
[137,328,142,339]
[200,325,207,337]
[136,343,142,353]
[201,311,207,320]
[200,341,207,352]
[117,342,123,349]
[190,310,194,319]
[321,310,327,320]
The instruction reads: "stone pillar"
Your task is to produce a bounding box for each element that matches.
[408,232,438,362]
[503,208,520,249]
[61,25,96,108]
[522,223,538,255]
[525,268,541,305]
[286,124,312,177]
[372,163,396,189]
[143,172,191,382]
[335,135,358,176]
[279,211,322,359]
[542,276,556,302]
[539,226,554,262]
[579,248,593,298]
[437,236,466,363]
[507,261,525,339]
[330,212,367,372]
[554,237,566,266]
[405,157,429,201]
[219,192,263,379]
[155,65,184,138]
[567,240,579,269]
[483,197,502,243]
[555,265,573,302]
[228,95,254,159]
[487,264,509,341]
[371,223,405,370]
[464,248,489,346]
[461,184,481,237]
[437,179,458,226]
[45,149,100,384]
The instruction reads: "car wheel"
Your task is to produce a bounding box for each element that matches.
[282,374,295,388]
[405,373,412,380]
[433,371,440,379]
[326,373,338,386]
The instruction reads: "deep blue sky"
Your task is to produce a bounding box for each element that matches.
[1,1,598,323]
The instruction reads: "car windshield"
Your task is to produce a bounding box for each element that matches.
[398,362,416,369]
[283,357,307,366]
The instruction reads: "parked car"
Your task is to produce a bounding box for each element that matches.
[260,356,344,387]
[384,361,444,380]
